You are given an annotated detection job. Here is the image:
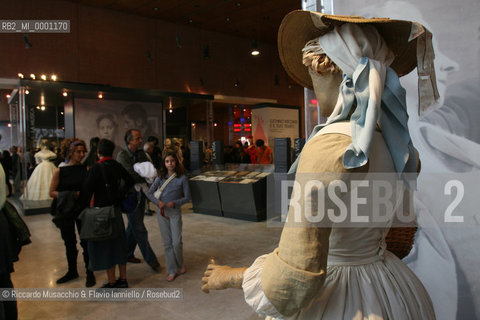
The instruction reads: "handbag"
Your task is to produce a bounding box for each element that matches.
[153,173,176,199]
[79,163,118,241]
[78,206,117,241]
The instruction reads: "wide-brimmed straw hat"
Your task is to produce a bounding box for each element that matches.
[278,10,419,90]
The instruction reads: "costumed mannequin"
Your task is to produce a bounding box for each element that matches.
[21,146,57,200]
[202,11,437,319]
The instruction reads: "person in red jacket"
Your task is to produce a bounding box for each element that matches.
[255,139,273,164]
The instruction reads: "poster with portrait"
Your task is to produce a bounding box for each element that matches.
[331,0,480,319]
[74,98,162,157]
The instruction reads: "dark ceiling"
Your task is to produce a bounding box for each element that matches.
[64,0,301,43]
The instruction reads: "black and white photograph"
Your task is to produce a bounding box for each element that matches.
[74,99,162,156]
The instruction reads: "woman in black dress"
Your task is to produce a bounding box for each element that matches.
[49,138,95,287]
[80,139,134,288]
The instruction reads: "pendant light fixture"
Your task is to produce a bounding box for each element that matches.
[250,39,260,56]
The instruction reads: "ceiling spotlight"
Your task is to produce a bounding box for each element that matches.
[250,39,260,56]
[62,91,68,97]
[17,73,24,78]
[6,94,11,98]
[40,106,46,111]
[29,73,35,80]
[234,79,239,87]
[98,93,103,99]
[36,106,40,109]
[7,123,11,128]
[169,109,173,113]
[25,90,29,95]
[23,34,32,49]
[41,74,47,80]
[51,75,57,81]
[191,122,196,127]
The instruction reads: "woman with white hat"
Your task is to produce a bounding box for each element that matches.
[202,10,437,319]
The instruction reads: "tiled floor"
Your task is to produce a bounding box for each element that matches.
[10,203,282,320]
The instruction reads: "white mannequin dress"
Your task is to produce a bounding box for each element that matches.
[21,148,57,200]
[242,122,435,319]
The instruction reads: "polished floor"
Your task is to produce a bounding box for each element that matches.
[11,202,282,320]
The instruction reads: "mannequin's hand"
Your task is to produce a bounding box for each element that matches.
[157,201,165,208]
[201,264,247,293]
[166,201,175,208]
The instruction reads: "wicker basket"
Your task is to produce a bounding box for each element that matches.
[386,218,418,259]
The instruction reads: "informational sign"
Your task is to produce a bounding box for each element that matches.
[251,106,299,149]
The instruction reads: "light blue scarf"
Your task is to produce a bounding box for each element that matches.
[289,24,417,180]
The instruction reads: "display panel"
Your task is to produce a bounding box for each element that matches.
[74,99,162,156]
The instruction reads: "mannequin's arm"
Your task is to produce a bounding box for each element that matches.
[201,265,248,293]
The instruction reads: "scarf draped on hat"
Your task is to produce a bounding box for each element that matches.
[289,23,417,178]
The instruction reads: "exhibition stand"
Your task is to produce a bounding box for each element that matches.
[190,169,271,221]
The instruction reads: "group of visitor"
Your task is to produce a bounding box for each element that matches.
[44,128,191,289]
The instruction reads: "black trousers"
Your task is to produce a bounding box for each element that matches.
[59,218,90,273]
[0,272,17,320]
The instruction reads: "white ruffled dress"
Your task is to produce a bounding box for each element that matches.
[22,149,57,200]
[242,123,435,319]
